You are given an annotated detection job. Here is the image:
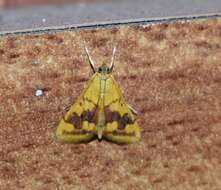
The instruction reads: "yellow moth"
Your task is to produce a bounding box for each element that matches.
[55,46,141,143]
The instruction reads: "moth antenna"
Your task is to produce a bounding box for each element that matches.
[110,46,116,71]
[84,45,96,73]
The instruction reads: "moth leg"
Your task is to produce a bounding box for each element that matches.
[127,104,138,115]
[64,104,71,112]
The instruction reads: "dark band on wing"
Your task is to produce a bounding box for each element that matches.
[65,107,98,129]
[104,107,134,129]
[105,131,135,136]
[63,130,92,135]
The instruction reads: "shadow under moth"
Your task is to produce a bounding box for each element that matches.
[55,46,141,144]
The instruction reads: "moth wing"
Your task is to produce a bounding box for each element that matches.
[55,73,100,143]
[103,75,141,144]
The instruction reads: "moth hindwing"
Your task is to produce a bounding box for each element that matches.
[55,47,141,144]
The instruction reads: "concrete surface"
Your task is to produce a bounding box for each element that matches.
[0,0,221,35]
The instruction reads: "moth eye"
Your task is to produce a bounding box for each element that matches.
[107,68,110,73]
[98,67,102,72]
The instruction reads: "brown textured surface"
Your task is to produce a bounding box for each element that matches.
[0,18,221,189]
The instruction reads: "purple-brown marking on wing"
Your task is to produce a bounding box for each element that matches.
[65,107,98,129]
[104,106,134,129]
[81,108,98,123]
[69,114,81,129]
[119,113,133,129]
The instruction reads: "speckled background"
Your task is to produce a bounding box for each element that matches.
[0,18,221,189]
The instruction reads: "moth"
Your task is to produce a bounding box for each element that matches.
[55,46,141,143]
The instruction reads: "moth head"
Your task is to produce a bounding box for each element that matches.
[98,64,111,74]
[84,45,117,73]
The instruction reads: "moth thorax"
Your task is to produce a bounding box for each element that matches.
[100,74,108,80]
[99,78,106,95]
